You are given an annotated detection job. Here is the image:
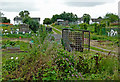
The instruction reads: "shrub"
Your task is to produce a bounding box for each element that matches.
[79,23,88,30]
[45,49,84,80]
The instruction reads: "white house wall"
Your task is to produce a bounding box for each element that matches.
[14,20,23,25]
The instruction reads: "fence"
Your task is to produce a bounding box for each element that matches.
[62,28,90,52]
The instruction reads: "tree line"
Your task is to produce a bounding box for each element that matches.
[1,10,119,33]
[43,12,119,25]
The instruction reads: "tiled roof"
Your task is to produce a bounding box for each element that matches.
[78,17,102,22]
[14,16,22,21]
[14,16,40,21]
[91,18,102,22]
[32,17,40,21]
[0,23,13,25]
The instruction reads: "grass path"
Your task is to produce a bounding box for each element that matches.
[49,25,118,55]
[90,40,118,55]
[91,45,117,53]
[1,26,118,56]
[49,25,62,34]
[90,49,117,57]
[51,28,57,34]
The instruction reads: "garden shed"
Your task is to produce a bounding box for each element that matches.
[19,24,30,33]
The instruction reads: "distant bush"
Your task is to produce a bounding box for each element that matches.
[79,23,88,30]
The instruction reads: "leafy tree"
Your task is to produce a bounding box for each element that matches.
[0,11,4,17]
[93,23,98,33]
[83,14,91,24]
[104,13,119,23]
[97,16,102,19]
[1,17,10,23]
[0,12,10,23]
[51,11,78,23]
[18,10,39,32]
[22,17,31,24]
[19,10,31,25]
[101,19,110,27]
[43,18,51,25]
[100,23,106,35]
[60,11,78,22]
[51,14,61,23]
[100,22,106,27]
[28,19,40,33]
[19,10,30,18]
[79,23,88,30]
[96,24,100,35]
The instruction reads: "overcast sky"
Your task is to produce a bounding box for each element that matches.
[0,0,119,24]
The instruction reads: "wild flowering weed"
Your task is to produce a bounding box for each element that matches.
[11,57,14,59]
[51,49,83,80]
[16,57,18,60]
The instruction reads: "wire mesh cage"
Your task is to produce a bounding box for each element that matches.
[62,28,90,52]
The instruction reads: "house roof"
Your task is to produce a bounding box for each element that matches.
[78,17,102,23]
[91,18,102,22]
[57,19,64,22]
[14,16,22,21]
[77,17,83,21]
[13,16,40,21]
[32,17,40,21]
[0,23,13,25]
[0,17,6,19]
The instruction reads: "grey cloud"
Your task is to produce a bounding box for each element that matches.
[0,2,38,12]
[64,2,106,7]
[63,0,114,3]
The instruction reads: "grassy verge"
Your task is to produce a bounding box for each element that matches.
[53,25,63,31]
[90,33,118,42]
[90,46,117,54]
[52,28,61,34]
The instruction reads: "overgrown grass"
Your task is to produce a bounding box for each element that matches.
[2,27,119,80]
[90,33,118,42]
